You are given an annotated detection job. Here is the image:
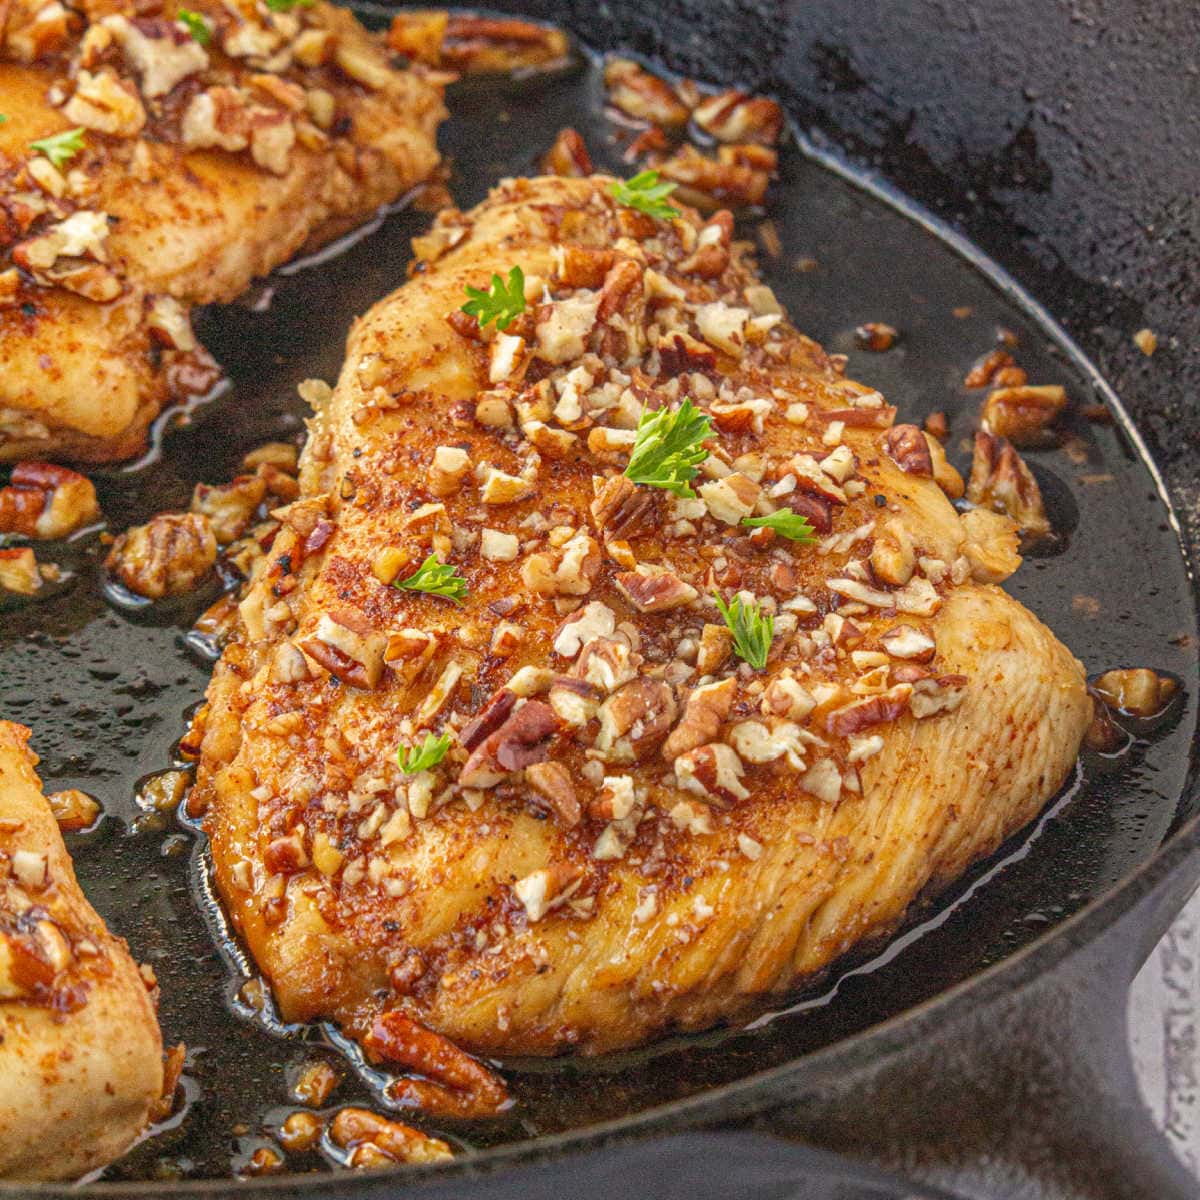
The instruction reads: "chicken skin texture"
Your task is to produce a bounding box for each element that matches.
[0,722,164,1180]
[193,174,1092,1060]
[0,0,446,462]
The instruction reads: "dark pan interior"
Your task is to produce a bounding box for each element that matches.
[1,7,1197,1184]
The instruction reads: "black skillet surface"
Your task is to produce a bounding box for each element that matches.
[0,10,1196,1191]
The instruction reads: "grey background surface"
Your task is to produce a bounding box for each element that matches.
[1131,888,1200,1179]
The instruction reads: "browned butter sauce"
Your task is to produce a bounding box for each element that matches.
[0,19,1195,1181]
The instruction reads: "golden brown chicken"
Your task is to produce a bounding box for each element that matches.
[192,174,1091,1071]
[0,721,165,1180]
[0,0,446,462]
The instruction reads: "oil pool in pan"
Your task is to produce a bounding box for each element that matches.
[0,32,1195,1182]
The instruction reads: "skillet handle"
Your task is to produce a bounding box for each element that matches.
[757,868,1200,1200]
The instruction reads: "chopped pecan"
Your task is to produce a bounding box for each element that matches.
[1092,668,1178,718]
[966,431,1049,537]
[105,512,216,599]
[513,863,583,921]
[0,462,99,539]
[695,623,733,675]
[692,89,784,145]
[615,567,699,613]
[880,624,936,662]
[884,424,933,476]
[429,13,568,73]
[459,689,518,751]
[927,431,965,499]
[699,472,761,525]
[573,637,639,692]
[541,126,594,177]
[365,1012,509,1120]
[981,384,1067,447]
[298,613,387,690]
[460,700,558,786]
[678,211,734,278]
[525,761,581,827]
[47,788,101,832]
[657,330,718,376]
[63,66,146,136]
[782,490,834,535]
[595,679,677,761]
[826,684,912,736]
[662,676,736,760]
[909,674,969,718]
[674,742,748,804]
[554,244,615,289]
[553,600,617,658]
[854,322,899,352]
[591,474,660,541]
[729,719,806,767]
[603,57,690,127]
[191,474,266,545]
[654,144,774,211]
[964,349,1015,389]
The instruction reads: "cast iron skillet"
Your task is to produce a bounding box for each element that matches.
[5,1,1200,1197]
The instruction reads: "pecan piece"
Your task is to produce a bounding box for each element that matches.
[105,512,216,599]
[674,742,749,804]
[603,57,690,128]
[364,1012,509,1120]
[654,144,774,211]
[909,674,969,718]
[525,761,581,827]
[966,431,1050,537]
[662,676,737,760]
[1092,668,1178,718]
[826,684,912,736]
[459,688,518,751]
[299,613,387,691]
[615,567,699,613]
[981,384,1067,447]
[460,700,558,786]
[0,462,100,539]
[541,127,594,177]
[692,89,784,146]
[591,475,661,540]
[884,424,933,476]
[595,679,677,762]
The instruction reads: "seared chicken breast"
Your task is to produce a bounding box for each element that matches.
[0,721,165,1180]
[0,0,446,462]
[193,175,1091,1064]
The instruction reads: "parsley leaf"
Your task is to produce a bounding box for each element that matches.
[397,731,452,774]
[624,398,713,497]
[394,552,468,603]
[461,266,526,332]
[610,169,680,221]
[713,591,774,670]
[28,127,85,170]
[741,509,816,543]
[0,116,8,126]
[264,0,313,11]
[176,8,211,43]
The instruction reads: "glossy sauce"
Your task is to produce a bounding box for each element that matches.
[0,27,1195,1181]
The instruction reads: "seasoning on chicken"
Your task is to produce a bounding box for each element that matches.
[192,174,1091,1066]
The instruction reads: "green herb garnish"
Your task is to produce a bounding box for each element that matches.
[397,731,452,775]
[741,509,817,543]
[177,8,211,43]
[394,553,468,603]
[0,116,8,126]
[713,591,774,670]
[264,0,313,11]
[624,398,713,498]
[610,169,680,221]
[28,127,85,170]
[461,266,526,332]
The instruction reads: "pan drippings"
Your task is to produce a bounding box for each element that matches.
[0,31,1194,1182]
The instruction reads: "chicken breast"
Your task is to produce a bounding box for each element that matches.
[0,0,446,462]
[193,174,1091,1065]
[0,721,165,1180]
